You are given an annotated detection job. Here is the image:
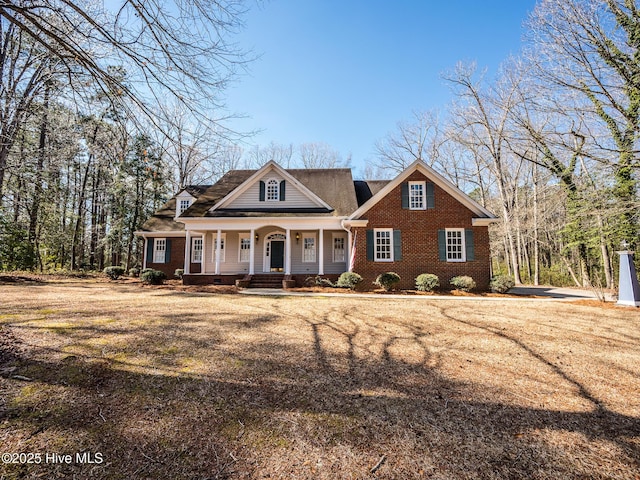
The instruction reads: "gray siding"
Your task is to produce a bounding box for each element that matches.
[225,173,320,209]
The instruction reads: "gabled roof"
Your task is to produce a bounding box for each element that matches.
[180,161,360,218]
[349,160,497,220]
[139,185,211,232]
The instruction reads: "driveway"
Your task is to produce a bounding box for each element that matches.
[509,285,614,301]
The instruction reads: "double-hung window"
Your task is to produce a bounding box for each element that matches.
[302,234,316,263]
[191,237,203,263]
[238,234,251,263]
[178,199,191,215]
[409,181,426,210]
[266,179,279,201]
[374,229,393,262]
[446,228,465,262]
[153,238,166,263]
[333,235,346,263]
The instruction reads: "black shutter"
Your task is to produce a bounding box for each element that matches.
[165,238,171,263]
[393,230,402,261]
[401,182,409,209]
[146,238,153,263]
[465,229,475,261]
[426,182,435,209]
[279,180,286,201]
[438,230,446,261]
[259,181,265,201]
[366,230,374,261]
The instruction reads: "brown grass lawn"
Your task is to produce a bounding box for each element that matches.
[0,279,639,479]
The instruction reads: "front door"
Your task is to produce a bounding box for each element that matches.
[270,241,284,271]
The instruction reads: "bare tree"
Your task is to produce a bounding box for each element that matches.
[297,142,345,169]
[445,62,525,284]
[375,110,443,174]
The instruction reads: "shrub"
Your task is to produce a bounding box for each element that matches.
[141,269,166,285]
[174,268,184,279]
[450,275,476,292]
[129,268,140,277]
[305,276,335,287]
[490,274,515,293]
[335,272,362,289]
[374,272,401,291]
[415,273,440,292]
[103,266,125,280]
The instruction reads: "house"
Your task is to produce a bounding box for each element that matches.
[136,160,498,289]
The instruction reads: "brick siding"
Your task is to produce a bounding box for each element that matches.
[353,170,491,291]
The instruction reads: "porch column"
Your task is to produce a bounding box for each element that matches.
[215,229,222,275]
[184,230,191,275]
[347,230,353,272]
[285,228,291,275]
[318,228,324,275]
[249,228,255,275]
[142,237,148,270]
[201,232,209,274]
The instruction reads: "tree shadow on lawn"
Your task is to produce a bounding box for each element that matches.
[1,307,639,479]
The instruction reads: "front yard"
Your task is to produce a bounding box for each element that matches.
[0,279,639,479]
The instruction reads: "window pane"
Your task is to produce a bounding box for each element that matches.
[239,237,251,263]
[266,179,279,201]
[333,237,345,262]
[409,182,424,209]
[303,237,316,262]
[446,230,463,260]
[192,238,203,262]
[154,239,166,263]
[375,230,392,260]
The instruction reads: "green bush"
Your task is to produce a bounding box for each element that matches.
[415,273,440,292]
[490,274,515,293]
[374,272,401,291]
[450,275,476,292]
[103,266,126,280]
[335,272,362,289]
[174,268,184,279]
[141,269,166,285]
[129,268,140,277]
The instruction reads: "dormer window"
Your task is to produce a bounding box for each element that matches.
[179,199,191,215]
[266,179,279,201]
[259,179,286,202]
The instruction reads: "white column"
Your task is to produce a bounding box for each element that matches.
[143,237,148,270]
[184,230,191,274]
[347,229,353,272]
[201,233,209,274]
[215,229,222,275]
[285,228,291,275]
[318,228,324,275]
[249,228,255,275]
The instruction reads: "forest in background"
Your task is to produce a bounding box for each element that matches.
[0,0,638,289]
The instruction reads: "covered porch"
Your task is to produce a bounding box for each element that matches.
[182,219,353,283]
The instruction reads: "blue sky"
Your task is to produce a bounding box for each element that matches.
[225,1,539,175]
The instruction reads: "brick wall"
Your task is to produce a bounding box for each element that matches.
[146,237,186,278]
[353,170,492,290]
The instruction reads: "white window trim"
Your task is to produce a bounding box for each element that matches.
[409,181,426,210]
[213,233,227,263]
[153,238,166,263]
[179,199,192,215]
[302,233,317,263]
[332,234,346,263]
[191,237,203,263]
[238,233,251,263]
[266,178,280,202]
[374,228,394,262]
[445,228,466,263]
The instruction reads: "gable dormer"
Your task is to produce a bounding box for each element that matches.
[175,190,195,218]
[211,161,333,212]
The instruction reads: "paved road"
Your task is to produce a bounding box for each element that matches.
[240,285,615,301]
